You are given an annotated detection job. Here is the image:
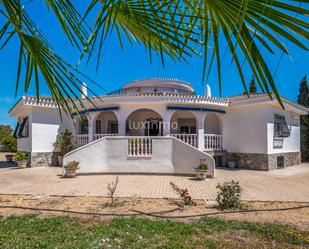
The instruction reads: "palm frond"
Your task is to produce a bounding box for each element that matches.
[82,0,200,70]
[83,0,309,107]
[0,0,96,117]
[1,0,309,115]
[195,0,309,106]
[45,0,90,50]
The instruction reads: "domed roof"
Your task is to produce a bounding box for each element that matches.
[122,78,194,93]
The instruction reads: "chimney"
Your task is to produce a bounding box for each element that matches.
[205,84,211,97]
[81,82,87,99]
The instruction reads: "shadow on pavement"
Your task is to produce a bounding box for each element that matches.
[0,161,17,169]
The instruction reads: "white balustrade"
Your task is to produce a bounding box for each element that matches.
[170,134,197,148]
[128,137,152,157]
[75,134,222,151]
[75,135,89,148]
[204,134,223,150]
[93,133,118,141]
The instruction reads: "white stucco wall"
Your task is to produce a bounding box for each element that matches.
[31,107,74,153]
[64,136,215,176]
[223,104,268,154]
[224,103,302,155]
[266,106,300,154]
[204,113,221,134]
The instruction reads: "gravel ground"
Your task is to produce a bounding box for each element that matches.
[0,194,308,231]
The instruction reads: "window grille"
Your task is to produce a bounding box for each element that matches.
[274,114,290,138]
[96,120,102,134]
[14,116,29,138]
[80,119,88,134]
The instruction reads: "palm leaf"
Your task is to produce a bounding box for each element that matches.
[194,0,309,106]
[1,0,309,114]
[0,0,97,117]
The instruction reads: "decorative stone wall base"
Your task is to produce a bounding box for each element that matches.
[227,152,301,171]
[268,152,301,170]
[30,152,60,167]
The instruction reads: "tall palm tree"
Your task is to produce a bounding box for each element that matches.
[1,0,308,115]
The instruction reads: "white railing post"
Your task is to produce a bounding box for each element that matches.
[93,133,118,141]
[128,137,153,157]
[170,134,197,148]
[196,112,206,151]
[87,113,96,143]
[75,134,89,148]
[204,134,222,150]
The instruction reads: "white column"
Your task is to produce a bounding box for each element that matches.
[218,113,225,149]
[87,113,96,142]
[72,117,79,147]
[196,112,207,151]
[162,111,174,136]
[115,111,127,136]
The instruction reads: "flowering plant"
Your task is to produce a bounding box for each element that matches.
[216,180,243,209]
[170,182,196,206]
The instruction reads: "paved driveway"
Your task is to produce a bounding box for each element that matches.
[0,164,308,202]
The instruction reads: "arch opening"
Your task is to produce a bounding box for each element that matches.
[204,113,221,134]
[76,115,88,135]
[94,111,118,135]
[126,109,163,136]
[170,110,197,134]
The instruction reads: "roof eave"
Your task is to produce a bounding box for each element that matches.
[8,97,24,117]
[230,95,308,115]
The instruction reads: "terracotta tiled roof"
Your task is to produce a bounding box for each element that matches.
[227,93,269,102]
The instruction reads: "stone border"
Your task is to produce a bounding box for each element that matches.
[227,152,301,171]
[30,152,61,167]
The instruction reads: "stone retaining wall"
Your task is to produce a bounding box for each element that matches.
[268,152,301,170]
[30,152,60,167]
[228,152,301,171]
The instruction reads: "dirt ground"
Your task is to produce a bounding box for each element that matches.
[0,194,308,231]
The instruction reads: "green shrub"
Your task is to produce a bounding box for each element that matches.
[2,134,17,152]
[230,153,241,162]
[53,130,74,156]
[197,163,208,171]
[216,180,243,210]
[14,151,28,161]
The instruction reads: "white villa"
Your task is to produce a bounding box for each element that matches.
[9,78,308,176]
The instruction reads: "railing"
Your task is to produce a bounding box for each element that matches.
[75,134,222,151]
[204,134,222,150]
[170,134,197,148]
[93,133,117,141]
[128,137,152,157]
[75,135,89,148]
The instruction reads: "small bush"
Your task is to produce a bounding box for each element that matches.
[230,153,241,162]
[14,151,28,161]
[197,163,208,171]
[216,180,243,210]
[2,134,17,152]
[64,161,79,170]
[107,176,119,206]
[170,182,196,206]
[53,130,74,156]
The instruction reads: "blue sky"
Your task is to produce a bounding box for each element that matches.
[0,1,308,127]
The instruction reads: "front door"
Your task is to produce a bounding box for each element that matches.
[144,120,163,136]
